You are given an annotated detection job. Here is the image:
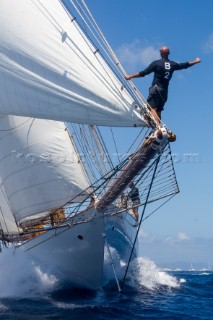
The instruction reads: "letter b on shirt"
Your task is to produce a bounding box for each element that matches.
[165,62,171,70]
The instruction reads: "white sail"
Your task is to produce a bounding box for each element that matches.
[0,115,90,222]
[0,0,147,127]
[0,185,19,234]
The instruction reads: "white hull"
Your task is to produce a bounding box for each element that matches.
[17,208,138,290]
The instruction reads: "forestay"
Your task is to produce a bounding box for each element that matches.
[0,0,147,127]
[0,116,90,222]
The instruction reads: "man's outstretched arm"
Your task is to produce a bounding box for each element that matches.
[125,62,156,80]
[175,58,201,70]
[125,72,141,80]
[188,58,201,66]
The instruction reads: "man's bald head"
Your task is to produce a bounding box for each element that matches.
[160,46,170,58]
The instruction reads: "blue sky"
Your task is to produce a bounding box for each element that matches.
[84,0,213,267]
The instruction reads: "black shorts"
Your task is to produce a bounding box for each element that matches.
[147,85,168,112]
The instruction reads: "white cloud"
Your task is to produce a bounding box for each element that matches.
[163,232,190,245]
[177,232,189,241]
[139,235,213,265]
[116,40,159,70]
[204,33,213,53]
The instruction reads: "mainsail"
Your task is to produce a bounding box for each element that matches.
[0,115,90,222]
[0,0,147,127]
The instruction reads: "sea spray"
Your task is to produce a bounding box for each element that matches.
[103,246,181,290]
[126,257,181,290]
[0,247,58,298]
[103,245,127,286]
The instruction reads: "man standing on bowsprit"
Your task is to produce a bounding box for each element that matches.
[125,46,201,128]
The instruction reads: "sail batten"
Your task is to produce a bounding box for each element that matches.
[0,0,147,127]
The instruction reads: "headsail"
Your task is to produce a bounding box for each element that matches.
[0,116,90,222]
[0,0,147,127]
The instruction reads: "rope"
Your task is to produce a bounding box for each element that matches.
[0,118,32,132]
[95,127,114,170]
[63,0,157,128]
[121,152,161,289]
[78,0,157,124]
[110,127,121,163]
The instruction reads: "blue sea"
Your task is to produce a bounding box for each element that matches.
[0,254,212,320]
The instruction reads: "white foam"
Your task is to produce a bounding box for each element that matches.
[0,247,58,298]
[200,272,210,276]
[103,246,126,284]
[126,257,182,290]
[0,303,9,311]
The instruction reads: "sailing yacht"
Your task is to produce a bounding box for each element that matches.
[0,0,179,290]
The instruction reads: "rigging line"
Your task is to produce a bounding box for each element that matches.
[139,181,175,199]
[136,142,170,186]
[142,194,177,223]
[145,183,178,199]
[75,126,96,170]
[67,0,153,123]
[138,175,177,200]
[69,0,123,72]
[26,118,36,149]
[135,191,179,210]
[149,173,177,186]
[71,124,97,181]
[149,167,174,180]
[102,179,180,218]
[80,126,100,171]
[124,128,146,156]
[135,155,162,187]
[80,126,104,176]
[168,145,180,192]
[64,4,128,107]
[91,126,111,173]
[79,0,156,122]
[80,125,106,177]
[76,0,88,36]
[69,136,95,182]
[144,168,172,189]
[146,183,176,197]
[141,182,177,201]
[95,127,114,170]
[79,0,154,121]
[65,124,92,186]
[121,152,162,290]
[70,5,149,124]
[88,125,109,174]
[149,185,178,199]
[138,177,174,199]
[0,117,32,132]
[152,167,175,180]
[110,127,121,164]
[138,132,151,151]
[65,156,130,218]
